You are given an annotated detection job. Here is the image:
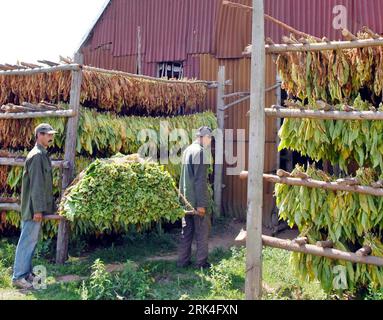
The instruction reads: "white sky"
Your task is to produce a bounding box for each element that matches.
[0,0,108,64]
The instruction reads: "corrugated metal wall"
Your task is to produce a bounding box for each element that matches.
[199,54,277,222]
[82,0,383,72]
[79,0,278,221]
[265,0,383,42]
[81,0,383,220]
[82,0,253,66]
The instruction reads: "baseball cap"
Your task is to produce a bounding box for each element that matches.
[196,126,213,137]
[35,123,58,136]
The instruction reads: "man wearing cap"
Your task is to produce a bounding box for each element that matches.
[12,124,57,290]
[177,126,213,269]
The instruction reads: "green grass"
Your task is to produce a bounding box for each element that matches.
[31,282,82,300]
[0,229,372,301]
[262,248,327,300]
[87,231,177,264]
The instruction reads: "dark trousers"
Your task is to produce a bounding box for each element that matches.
[177,214,211,267]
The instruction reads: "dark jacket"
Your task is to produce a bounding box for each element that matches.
[20,144,55,221]
[179,141,211,209]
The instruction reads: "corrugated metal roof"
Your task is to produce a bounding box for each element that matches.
[91,0,116,50]
[81,0,383,65]
[214,0,252,59]
[353,0,383,33]
[187,0,217,54]
[145,0,190,62]
[81,0,252,61]
[265,0,351,41]
[112,0,149,57]
[77,0,112,52]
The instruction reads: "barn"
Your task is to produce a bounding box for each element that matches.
[78,0,383,226]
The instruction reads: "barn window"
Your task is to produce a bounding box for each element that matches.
[157,62,184,79]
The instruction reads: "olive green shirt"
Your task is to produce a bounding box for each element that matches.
[179,141,211,209]
[20,144,55,221]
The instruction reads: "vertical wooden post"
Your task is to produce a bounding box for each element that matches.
[214,66,225,217]
[56,52,83,264]
[275,73,282,172]
[137,26,142,75]
[246,0,265,300]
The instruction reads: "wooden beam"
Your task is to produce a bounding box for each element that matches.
[37,60,60,67]
[0,203,20,211]
[265,107,383,120]
[265,82,281,92]
[214,66,225,217]
[0,109,76,120]
[44,215,65,221]
[220,95,250,111]
[83,65,212,86]
[259,38,383,54]
[316,240,334,248]
[223,91,250,99]
[239,172,383,197]
[237,233,383,267]
[4,101,63,112]
[356,246,372,257]
[20,62,41,69]
[245,0,265,301]
[0,157,69,169]
[56,53,83,265]
[0,64,81,76]
[222,1,321,41]
[0,198,18,203]
[222,0,252,11]
[0,65,15,71]
[292,237,308,245]
[0,208,65,221]
[5,64,22,70]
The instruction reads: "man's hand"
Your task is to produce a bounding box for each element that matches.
[33,213,43,223]
[196,207,206,217]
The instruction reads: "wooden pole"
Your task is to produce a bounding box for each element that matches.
[221,95,250,111]
[0,158,69,169]
[237,234,383,267]
[265,107,383,121]
[56,53,83,265]
[0,203,20,211]
[239,172,383,197]
[356,246,372,257]
[258,38,383,54]
[222,1,321,41]
[316,240,334,248]
[0,64,80,76]
[0,207,65,221]
[0,198,18,203]
[214,66,225,217]
[83,65,212,86]
[245,0,265,300]
[0,110,76,120]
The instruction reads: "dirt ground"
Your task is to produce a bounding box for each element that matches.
[145,218,298,262]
